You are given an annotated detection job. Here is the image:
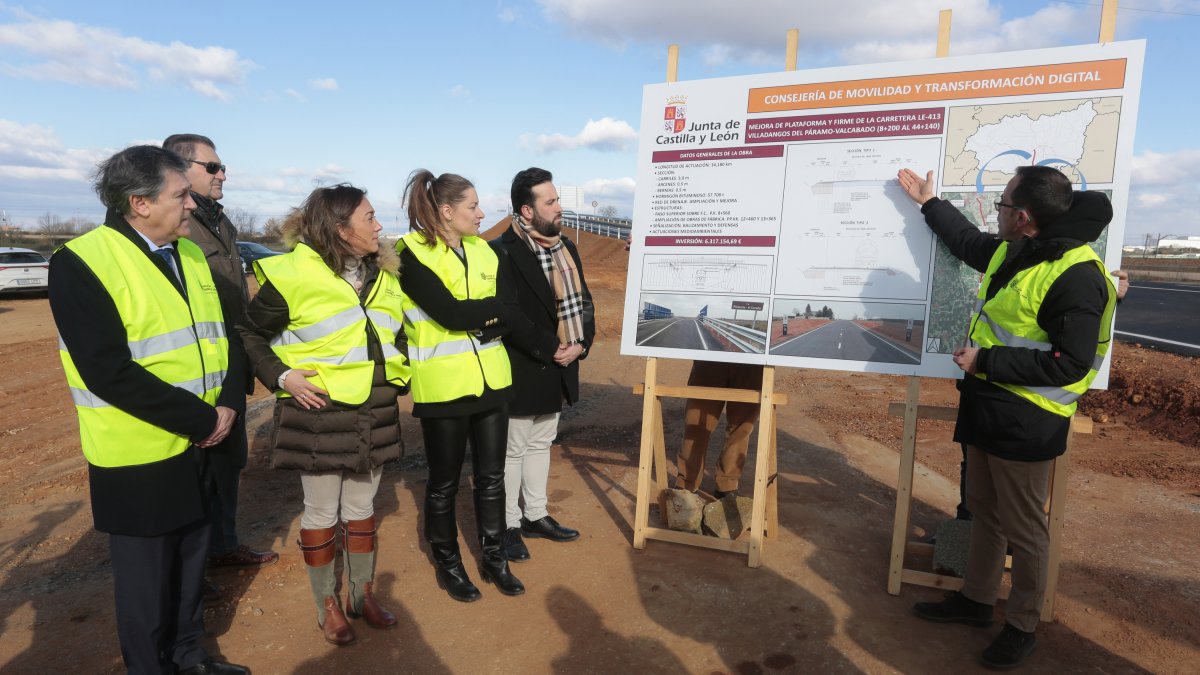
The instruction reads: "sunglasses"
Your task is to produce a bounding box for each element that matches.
[190,160,226,175]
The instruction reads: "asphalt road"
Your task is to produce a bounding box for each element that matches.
[770,319,922,364]
[635,317,721,350]
[1115,281,1200,357]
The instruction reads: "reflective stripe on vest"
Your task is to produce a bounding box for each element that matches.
[396,233,512,403]
[254,243,409,404]
[968,241,1117,417]
[57,228,228,468]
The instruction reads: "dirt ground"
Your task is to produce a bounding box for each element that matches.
[1,231,1197,674]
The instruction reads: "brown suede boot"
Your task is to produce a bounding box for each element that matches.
[343,516,397,629]
[299,527,356,646]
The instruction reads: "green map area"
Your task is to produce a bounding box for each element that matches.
[925,191,1111,354]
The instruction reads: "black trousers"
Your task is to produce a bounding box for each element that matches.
[207,414,248,555]
[420,404,508,547]
[110,517,210,675]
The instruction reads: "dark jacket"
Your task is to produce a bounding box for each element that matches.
[239,251,405,472]
[187,194,253,469]
[922,192,1112,461]
[187,194,249,327]
[49,209,246,536]
[491,227,595,416]
[397,244,515,418]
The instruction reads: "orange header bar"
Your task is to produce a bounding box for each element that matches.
[747,59,1126,113]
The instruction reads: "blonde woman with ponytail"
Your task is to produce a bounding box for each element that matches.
[397,169,527,602]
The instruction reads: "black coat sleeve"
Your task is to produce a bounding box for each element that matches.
[49,248,218,440]
[922,198,1002,273]
[238,279,292,390]
[398,247,505,331]
[977,261,1108,386]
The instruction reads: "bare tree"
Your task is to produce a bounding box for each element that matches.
[37,212,76,235]
[597,205,618,218]
[226,207,260,237]
[261,217,284,243]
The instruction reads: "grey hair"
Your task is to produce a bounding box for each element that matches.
[162,133,215,162]
[93,145,190,215]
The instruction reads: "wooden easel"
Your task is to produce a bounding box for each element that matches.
[885,3,1118,621]
[632,359,787,567]
[630,34,801,567]
[885,379,1093,620]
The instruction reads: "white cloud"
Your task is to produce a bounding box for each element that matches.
[0,119,108,181]
[578,176,636,216]
[537,0,1105,66]
[520,117,638,153]
[450,84,471,97]
[285,88,306,102]
[1125,149,1200,241]
[0,16,255,100]
[497,3,520,22]
[309,77,339,91]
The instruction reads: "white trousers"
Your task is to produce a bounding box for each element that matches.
[504,413,559,528]
[299,467,383,530]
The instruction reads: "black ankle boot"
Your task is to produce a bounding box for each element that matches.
[432,544,481,602]
[479,536,525,596]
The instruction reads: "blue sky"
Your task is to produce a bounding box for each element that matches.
[0,0,1196,243]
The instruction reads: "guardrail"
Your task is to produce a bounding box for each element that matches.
[701,316,767,353]
[562,211,632,241]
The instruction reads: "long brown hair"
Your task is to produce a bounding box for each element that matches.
[403,169,475,248]
[281,183,370,272]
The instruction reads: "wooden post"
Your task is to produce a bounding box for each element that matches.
[887,376,922,594]
[632,357,659,550]
[936,10,952,57]
[747,366,777,567]
[666,44,680,83]
[1099,0,1119,43]
[785,29,799,71]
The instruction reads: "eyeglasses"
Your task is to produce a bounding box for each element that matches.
[994,200,1021,211]
[190,160,226,175]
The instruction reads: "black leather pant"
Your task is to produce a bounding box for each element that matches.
[420,404,508,557]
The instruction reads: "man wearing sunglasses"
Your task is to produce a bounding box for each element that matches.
[896,165,1116,670]
[163,135,279,583]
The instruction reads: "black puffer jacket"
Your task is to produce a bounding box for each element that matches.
[922,191,1112,461]
[240,248,406,473]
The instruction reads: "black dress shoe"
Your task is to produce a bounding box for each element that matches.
[177,658,250,675]
[520,515,579,542]
[981,623,1037,669]
[913,591,994,627]
[501,527,530,562]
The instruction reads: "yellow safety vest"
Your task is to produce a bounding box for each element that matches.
[254,243,410,405]
[396,232,511,403]
[58,228,228,468]
[968,242,1117,417]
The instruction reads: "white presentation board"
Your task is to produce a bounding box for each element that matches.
[620,41,1144,384]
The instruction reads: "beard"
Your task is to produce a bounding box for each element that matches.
[530,211,562,237]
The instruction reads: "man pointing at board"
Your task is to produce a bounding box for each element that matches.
[897,165,1115,669]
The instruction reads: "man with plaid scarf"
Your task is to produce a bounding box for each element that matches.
[491,167,595,562]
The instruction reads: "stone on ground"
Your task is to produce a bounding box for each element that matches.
[702,495,754,539]
[664,489,704,533]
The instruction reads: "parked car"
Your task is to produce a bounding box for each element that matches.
[236,241,282,274]
[0,247,49,295]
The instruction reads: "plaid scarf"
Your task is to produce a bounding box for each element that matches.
[513,215,586,345]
